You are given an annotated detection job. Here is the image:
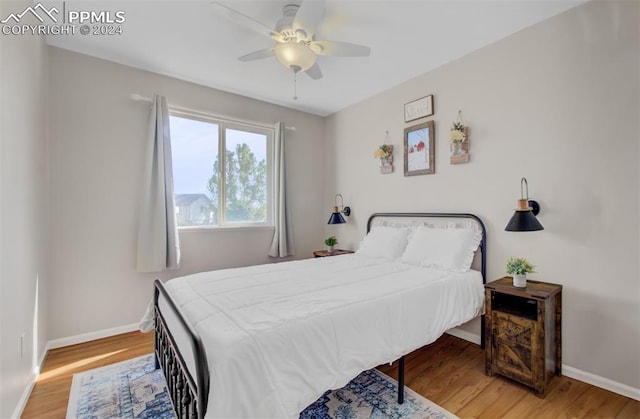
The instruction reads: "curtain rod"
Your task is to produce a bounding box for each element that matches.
[130,93,297,131]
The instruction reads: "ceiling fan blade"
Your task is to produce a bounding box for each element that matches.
[305,62,323,80]
[293,0,325,34]
[238,48,275,62]
[311,40,371,57]
[211,2,279,40]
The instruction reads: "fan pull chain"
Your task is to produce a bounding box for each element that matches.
[293,72,298,100]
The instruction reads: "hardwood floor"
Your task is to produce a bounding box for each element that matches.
[377,336,639,419]
[22,331,638,418]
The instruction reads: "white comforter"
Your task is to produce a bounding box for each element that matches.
[156,254,484,418]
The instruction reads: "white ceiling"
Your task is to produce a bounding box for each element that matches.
[43,0,585,116]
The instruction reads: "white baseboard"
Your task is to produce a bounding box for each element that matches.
[562,365,640,401]
[47,323,140,350]
[11,344,51,418]
[11,372,37,419]
[445,328,640,401]
[446,327,482,345]
[35,344,48,376]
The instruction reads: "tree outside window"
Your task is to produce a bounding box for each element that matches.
[170,114,272,227]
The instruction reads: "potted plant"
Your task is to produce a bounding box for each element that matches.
[325,236,338,253]
[505,257,536,287]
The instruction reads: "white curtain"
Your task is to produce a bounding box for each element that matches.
[268,121,294,257]
[136,95,180,272]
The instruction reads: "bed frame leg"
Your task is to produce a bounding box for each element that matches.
[397,356,405,404]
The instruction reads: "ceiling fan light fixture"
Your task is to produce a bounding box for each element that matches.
[274,42,317,72]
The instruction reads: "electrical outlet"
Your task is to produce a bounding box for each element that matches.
[20,333,25,359]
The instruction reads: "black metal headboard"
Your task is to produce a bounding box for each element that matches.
[365,212,487,283]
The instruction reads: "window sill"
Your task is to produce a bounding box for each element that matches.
[178,225,275,233]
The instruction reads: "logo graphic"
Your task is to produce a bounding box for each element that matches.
[1,2,59,24]
[1,2,126,37]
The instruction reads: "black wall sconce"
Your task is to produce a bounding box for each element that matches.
[327,194,351,224]
[505,177,544,232]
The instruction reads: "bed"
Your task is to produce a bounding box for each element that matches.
[148,212,487,418]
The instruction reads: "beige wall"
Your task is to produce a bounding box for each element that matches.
[325,1,639,391]
[0,1,50,417]
[47,47,326,340]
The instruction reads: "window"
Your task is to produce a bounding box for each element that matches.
[169,112,273,228]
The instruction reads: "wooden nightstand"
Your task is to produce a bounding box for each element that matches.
[484,277,562,397]
[313,249,354,258]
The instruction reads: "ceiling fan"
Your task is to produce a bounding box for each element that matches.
[212,1,371,81]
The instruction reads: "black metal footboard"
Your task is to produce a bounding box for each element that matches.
[154,279,210,419]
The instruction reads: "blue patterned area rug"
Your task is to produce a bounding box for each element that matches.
[301,369,458,419]
[67,354,458,419]
[66,354,174,419]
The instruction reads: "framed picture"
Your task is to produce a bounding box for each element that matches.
[404,121,435,176]
[404,95,434,122]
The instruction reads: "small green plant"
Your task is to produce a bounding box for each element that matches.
[324,236,338,247]
[505,257,536,275]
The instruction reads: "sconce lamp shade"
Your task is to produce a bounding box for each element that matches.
[328,208,347,224]
[505,178,544,232]
[505,202,544,231]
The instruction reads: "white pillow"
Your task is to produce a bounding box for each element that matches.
[401,226,481,272]
[355,227,411,260]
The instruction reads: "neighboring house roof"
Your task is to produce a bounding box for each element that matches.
[175,193,211,206]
